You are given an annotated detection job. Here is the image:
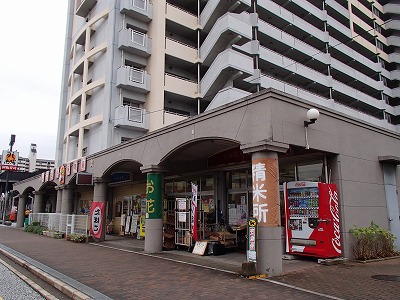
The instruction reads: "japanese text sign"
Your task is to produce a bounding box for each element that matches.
[146,173,162,219]
[252,157,279,227]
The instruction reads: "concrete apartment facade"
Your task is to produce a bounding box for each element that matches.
[13,0,400,275]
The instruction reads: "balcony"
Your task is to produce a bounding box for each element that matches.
[118,29,151,57]
[120,0,152,23]
[200,49,253,97]
[166,3,198,30]
[200,13,253,66]
[116,66,151,93]
[164,73,198,98]
[165,38,198,63]
[201,0,251,33]
[76,0,97,17]
[114,106,149,131]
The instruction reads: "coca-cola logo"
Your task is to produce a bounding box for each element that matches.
[328,187,341,254]
[295,182,306,187]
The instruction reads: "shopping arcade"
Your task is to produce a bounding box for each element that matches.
[13,89,400,276]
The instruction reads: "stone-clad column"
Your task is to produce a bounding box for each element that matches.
[55,187,63,213]
[32,191,45,214]
[241,141,289,277]
[93,177,108,242]
[16,194,27,228]
[140,165,166,253]
[61,185,74,214]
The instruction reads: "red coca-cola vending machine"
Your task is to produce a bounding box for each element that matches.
[283,181,342,258]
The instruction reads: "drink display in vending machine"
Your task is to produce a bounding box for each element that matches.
[284,181,342,258]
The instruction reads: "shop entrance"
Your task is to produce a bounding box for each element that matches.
[163,176,217,250]
[117,195,146,237]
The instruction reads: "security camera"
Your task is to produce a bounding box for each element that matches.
[304,108,320,127]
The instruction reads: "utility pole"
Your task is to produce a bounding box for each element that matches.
[2,134,16,224]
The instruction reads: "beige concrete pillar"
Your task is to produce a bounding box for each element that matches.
[33,191,45,214]
[55,187,62,213]
[61,185,74,214]
[241,141,289,277]
[16,194,27,228]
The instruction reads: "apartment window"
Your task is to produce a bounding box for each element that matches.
[121,137,132,143]
[123,100,140,108]
[381,76,388,87]
[374,22,381,34]
[372,6,380,18]
[85,113,90,120]
[376,40,384,51]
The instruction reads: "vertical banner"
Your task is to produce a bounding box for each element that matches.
[90,202,105,239]
[146,173,162,219]
[252,157,279,227]
[191,183,198,241]
[247,217,258,262]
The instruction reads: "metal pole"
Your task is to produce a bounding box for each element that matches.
[1,134,15,224]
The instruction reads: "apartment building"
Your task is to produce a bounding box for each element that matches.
[56,0,400,166]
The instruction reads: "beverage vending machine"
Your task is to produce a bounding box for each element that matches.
[283,181,342,258]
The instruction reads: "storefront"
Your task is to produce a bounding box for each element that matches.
[13,89,400,276]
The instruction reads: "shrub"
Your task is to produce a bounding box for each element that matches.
[350,222,397,260]
[68,234,87,243]
[24,224,47,235]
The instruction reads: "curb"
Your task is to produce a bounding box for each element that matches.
[0,247,92,300]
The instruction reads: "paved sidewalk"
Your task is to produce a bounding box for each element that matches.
[0,226,399,300]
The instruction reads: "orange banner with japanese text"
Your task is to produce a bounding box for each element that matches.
[252,157,280,227]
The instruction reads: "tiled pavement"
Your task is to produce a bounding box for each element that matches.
[0,225,399,300]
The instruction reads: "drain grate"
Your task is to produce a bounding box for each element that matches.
[371,275,400,282]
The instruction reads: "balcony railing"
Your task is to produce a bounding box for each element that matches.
[118,29,151,57]
[116,66,150,93]
[114,106,149,131]
[120,0,152,22]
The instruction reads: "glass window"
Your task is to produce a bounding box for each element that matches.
[174,180,186,193]
[228,170,247,189]
[297,162,323,182]
[201,175,214,191]
[165,181,173,194]
[279,163,296,184]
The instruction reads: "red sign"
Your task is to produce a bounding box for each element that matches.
[90,202,105,239]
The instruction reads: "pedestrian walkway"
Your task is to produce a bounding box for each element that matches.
[0,226,399,300]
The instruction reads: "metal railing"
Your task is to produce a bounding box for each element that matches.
[132,0,147,10]
[128,67,145,84]
[130,29,146,46]
[128,106,144,123]
[30,213,90,237]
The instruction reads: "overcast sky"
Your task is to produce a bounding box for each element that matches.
[0,1,68,160]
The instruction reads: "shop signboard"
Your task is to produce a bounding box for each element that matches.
[247,217,258,262]
[1,150,19,171]
[251,157,279,227]
[146,174,162,219]
[90,202,105,239]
